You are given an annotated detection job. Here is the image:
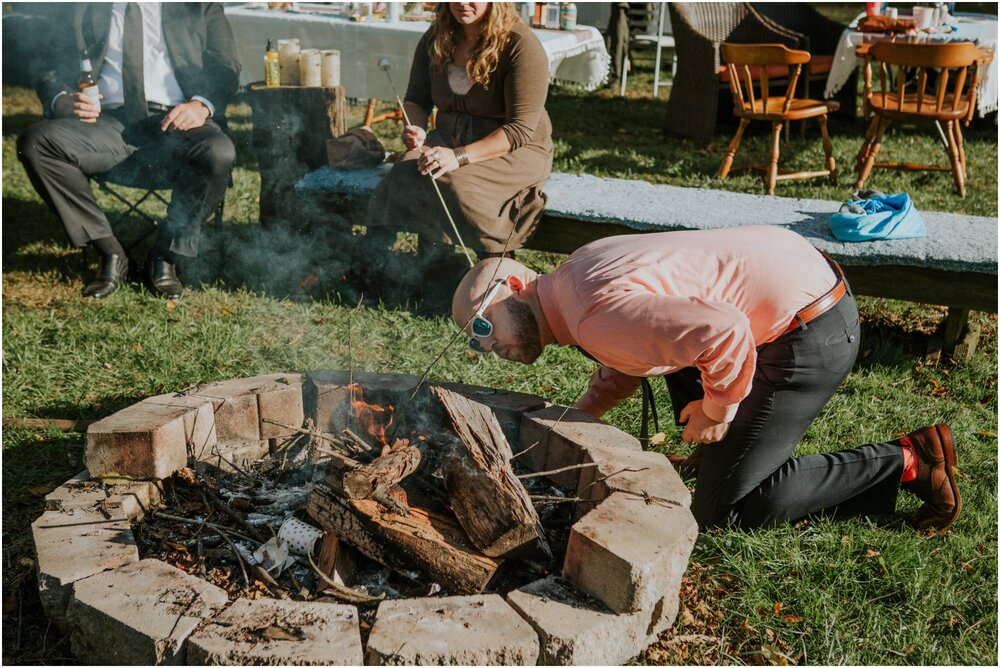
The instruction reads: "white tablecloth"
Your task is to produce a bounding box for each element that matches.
[824,13,999,116]
[224,4,610,98]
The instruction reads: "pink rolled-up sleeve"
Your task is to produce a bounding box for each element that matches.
[574,366,642,418]
[575,293,758,423]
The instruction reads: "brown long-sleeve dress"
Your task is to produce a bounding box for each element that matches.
[366,20,553,254]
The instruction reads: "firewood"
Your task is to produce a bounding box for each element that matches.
[342,441,421,503]
[315,532,357,587]
[431,387,550,559]
[306,472,500,595]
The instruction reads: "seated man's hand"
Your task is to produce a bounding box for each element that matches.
[160,100,211,132]
[402,125,426,150]
[679,399,731,444]
[54,92,102,123]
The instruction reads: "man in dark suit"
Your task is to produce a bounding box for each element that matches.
[17,3,241,299]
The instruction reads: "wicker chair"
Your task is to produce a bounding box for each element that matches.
[663,3,802,141]
[752,3,847,103]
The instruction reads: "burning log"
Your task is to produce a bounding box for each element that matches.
[431,387,550,559]
[342,439,421,503]
[306,471,500,595]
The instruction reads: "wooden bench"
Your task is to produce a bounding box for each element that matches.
[295,168,997,358]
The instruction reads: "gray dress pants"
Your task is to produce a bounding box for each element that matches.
[16,111,234,258]
[663,293,905,529]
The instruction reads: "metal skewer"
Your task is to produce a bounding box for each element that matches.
[377,57,475,268]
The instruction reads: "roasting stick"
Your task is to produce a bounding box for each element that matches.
[377,58,475,268]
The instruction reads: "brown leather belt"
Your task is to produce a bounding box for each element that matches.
[781,252,848,336]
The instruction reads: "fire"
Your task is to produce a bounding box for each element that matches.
[348,383,394,446]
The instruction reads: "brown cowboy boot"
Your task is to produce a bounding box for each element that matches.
[900,424,961,530]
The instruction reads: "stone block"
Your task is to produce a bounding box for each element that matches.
[105,480,164,520]
[85,401,190,480]
[366,594,539,665]
[187,598,362,665]
[520,406,641,491]
[435,382,547,446]
[194,374,301,443]
[32,508,138,627]
[66,559,227,665]
[258,381,305,440]
[507,576,659,665]
[193,439,270,475]
[44,471,107,511]
[143,392,218,461]
[576,445,691,510]
[562,493,697,614]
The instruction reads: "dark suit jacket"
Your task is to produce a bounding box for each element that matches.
[35,2,241,119]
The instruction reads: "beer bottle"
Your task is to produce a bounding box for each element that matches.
[77,48,101,110]
[265,38,281,87]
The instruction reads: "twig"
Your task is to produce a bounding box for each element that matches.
[342,427,376,453]
[517,462,597,480]
[2,417,94,431]
[528,495,594,505]
[307,550,385,606]
[251,564,289,600]
[577,467,649,498]
[262,418,349,448]
[210,446,261,485]
[152,511,261,544]
[312,444,361,469]
[348,293,364,433]
[201,489,267,543]
[216,531,249,587]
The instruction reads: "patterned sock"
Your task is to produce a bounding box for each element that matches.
[899,435,918,483]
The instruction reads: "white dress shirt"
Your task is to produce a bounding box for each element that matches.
[54,2,214,116]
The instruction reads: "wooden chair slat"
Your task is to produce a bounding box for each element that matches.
[952,66,968,112]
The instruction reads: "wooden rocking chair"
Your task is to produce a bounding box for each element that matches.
[718,43,838,196]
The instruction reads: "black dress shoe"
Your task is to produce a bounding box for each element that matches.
[82,253,128,299]
[144,254,184,299]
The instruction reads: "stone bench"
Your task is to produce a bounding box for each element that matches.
[295,168,998,356]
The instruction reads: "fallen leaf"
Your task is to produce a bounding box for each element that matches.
[27,483,57,496]
[312,316,327,324]
[103,362,113,370]
[220,306,232,316]
[288,332,304,346]
[961,561,976,573]
[19,557,34,568]
[649,432,667,446]
[863,548,881,558]
[978,430,995,438]
[772,601,783,617]
[131,341,143,352]
[780,614,803,623]
[260,624,303,641]
[166,300,177,310]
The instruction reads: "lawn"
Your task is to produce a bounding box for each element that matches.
[3,6,998,664]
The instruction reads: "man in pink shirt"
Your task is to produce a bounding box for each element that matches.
[452,227,960,530]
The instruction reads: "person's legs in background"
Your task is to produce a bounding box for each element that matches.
[16,116,135,298]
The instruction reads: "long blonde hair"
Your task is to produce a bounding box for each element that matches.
[427,3,518,90]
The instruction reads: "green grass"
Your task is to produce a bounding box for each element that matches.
[3,11,998,662]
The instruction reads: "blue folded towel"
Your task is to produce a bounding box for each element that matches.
[829,192,926,242]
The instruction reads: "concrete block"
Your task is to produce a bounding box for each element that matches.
[105,480,164,520]
[366,594,539,665]
[193,439,270,475]
[435,382,547,446]
[507,576,656,665]
[562,493,697,614]
[576,445,691,510]
[187,598,362,665]
[32,508,138,627]
[66,559,227,665]
[194,374,301,443]
[520,406,641,491]
[85,401,190,480]
[258,381,305,440]
[143,392,218,461]
[44,471,107,511]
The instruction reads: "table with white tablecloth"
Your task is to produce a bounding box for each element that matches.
[224,4,610,99]
[824,13,999,117]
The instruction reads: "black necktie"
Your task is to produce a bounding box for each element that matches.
[122,2,147,124]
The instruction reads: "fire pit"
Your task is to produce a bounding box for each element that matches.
[32,372,697,665]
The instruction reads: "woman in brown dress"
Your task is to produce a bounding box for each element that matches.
[364,2,553,288]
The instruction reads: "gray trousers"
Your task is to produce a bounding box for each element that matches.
[16,112,235,258]
[664,293,905,529]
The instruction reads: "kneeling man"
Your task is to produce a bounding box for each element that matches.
[452,226,960,530]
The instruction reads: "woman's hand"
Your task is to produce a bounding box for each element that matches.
[402,125,426,150]
[679,399,731,444]
[418,146,460,179]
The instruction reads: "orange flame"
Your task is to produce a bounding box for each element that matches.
[348,383,394,446]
